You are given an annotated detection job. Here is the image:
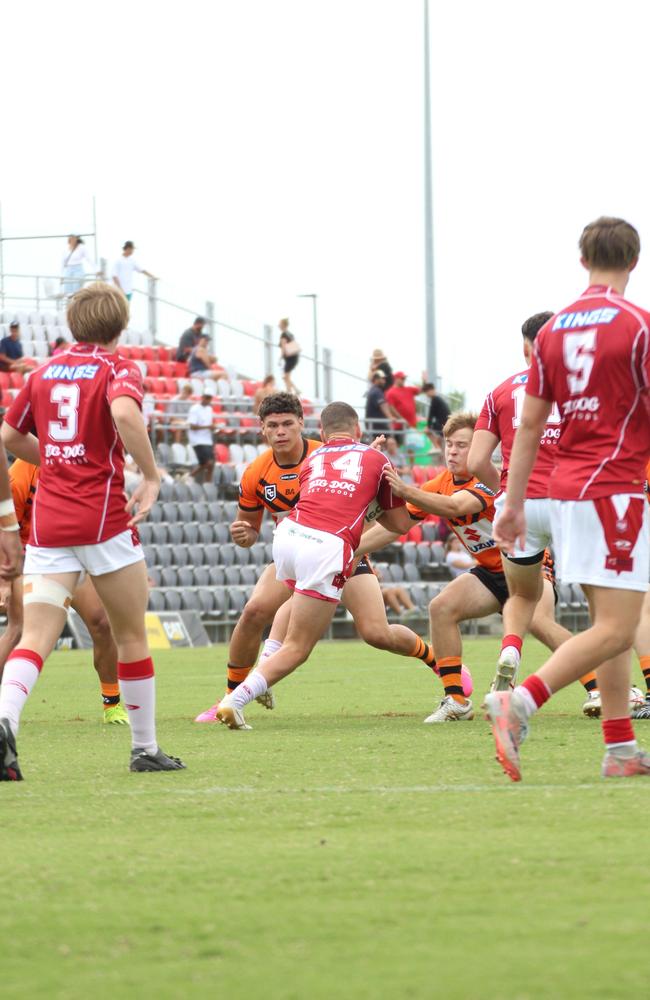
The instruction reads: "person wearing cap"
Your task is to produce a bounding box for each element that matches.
[0,322,36,375]
[187,388,216,483]
[111,241,156,302]
[368,349,394,389]
[364,369,403,437]
[385,371,426,431]
[176,316,209,364]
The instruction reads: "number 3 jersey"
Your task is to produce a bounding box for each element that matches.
[5,343,144,546]
[527,285,650,500]
[291,437,404,550]
[476,369,560,499]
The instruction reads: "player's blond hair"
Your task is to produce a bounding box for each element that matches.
[67,282,129,345]
[579,217,640,271]
[443,412,477,438]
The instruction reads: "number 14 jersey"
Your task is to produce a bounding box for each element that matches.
[5,343,144,546]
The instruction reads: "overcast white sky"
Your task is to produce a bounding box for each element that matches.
[2,0,650,408]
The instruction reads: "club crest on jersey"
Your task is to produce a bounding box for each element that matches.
[264,484,277,502]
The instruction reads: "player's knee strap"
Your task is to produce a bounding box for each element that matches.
[23,575,73,609]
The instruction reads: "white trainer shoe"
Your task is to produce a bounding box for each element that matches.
[490,648,520,692]
[424,695,474,724]
[582,690,601,718]
[216,694,252,730]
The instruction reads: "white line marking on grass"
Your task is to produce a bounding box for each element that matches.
[113,781,634,796]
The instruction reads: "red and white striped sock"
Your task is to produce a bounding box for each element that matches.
[0,648,43,735]
[118,658,157,753]
[602,717,636,756]
[514,674,552,719]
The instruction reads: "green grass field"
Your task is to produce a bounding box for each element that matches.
[3,638,649,999]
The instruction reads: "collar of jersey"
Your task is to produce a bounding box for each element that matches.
[452,474,473,486]
[584,284,618,296]
[66,342,112,355]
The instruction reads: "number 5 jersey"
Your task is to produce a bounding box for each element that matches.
[4,343,144,546]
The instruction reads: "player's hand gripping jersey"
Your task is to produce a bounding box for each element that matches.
[4,345,144,546]
[238,439,319,521]
[292,438,405,551]
[476,370,561,497]
[527,286,650,500]
[407,469,503,573]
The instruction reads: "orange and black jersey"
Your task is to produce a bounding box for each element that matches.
[10,459,39,548]
[238,438,320,521]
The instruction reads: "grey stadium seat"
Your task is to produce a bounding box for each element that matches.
[240,566,258,586]
[151,524,168,546]
[158,480,175,502]
[404,564,421,582]
[214,524,231,544]
[161,567,178,587]
[389,565,405,582]
[154,545,173,567]
[187,544,205,567]
[234,546,250,566]
[162,502,178,523]
[208,501,223,521]
[202,483,218,501]
[174,546,191,568]
[193,566,211,586]
[177,567,195,587]
[167,523,184,546]
[138,523,154,545]
[225,566,241,586]
[198,589,215,613]
[177,502,194,523]
[228,589,247,616]
[402,543,417,564]
[148,503,164,523]
[172,481,192,502]
[198,523,214,545]
[193,502,209,523]
[209,566,225,586]
[416,543,432,566]
[204,544,221,566]
[164,590,182,611]
[181,589,200,611]
[421,522,438,542]
[183,523,199,545]
[148,567,161,587]
[219,544,236,567]
[148,590,166,611]
[212,588,227,616]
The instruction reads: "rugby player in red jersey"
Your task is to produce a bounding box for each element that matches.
[215,401,412,729]
[0,283,184,779]
[486,217,650,780]
[357,413,565,723]
[469,312,614,716]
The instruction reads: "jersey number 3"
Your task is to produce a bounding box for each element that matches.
[48,383,80,442]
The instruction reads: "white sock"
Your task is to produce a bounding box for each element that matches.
[231,670,268,709]
[0,652,43,735]
[501,645,521,664]
[606,740,637,756]
[261,639,282,660]
[118,660,158,753]
[513,686,538,719]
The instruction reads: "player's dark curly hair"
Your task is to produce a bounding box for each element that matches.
[521,311,554,343]
[258,393,303,421]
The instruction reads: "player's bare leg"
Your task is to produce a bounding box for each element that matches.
[90,561,185,771]
[425,573,500,723]
[194,563,290,721]
[0,578,24,681]
[0,571,79,780]
[486,587,647,781]
[71,576,127,725]
[217,593,337,729]
[494,558,543,690]
[632,590,650,718]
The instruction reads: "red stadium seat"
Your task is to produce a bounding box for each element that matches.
[411,466,428,485]
[142,347,156,361]
[127,346,145,360]
[243,381,258,397]
[171,362,186,378]
[0,373,10,390]
[164,379,178,395]
[159,362,175,378]
[155,346,171,362]
[146,362,162,377]
[214,443,230,463]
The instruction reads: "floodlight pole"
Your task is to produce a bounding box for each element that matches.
[298,292,319,398]
[423,0,437,387]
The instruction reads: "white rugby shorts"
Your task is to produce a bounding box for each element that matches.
[495,494,552,560]
[24,529,145,577]
[273,518,352,603]
[550,495,649,592]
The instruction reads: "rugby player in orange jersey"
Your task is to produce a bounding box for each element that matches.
[195,393,440,723]
[357,412,567,723]
[0,459,128,724]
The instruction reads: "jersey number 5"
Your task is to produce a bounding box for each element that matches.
[563,329,596,394]
[49,383,80,442]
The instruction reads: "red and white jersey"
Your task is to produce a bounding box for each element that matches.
[476,369,561,498]
[5,343,144,546]
[291,437,404,550]
[527,285,650,500]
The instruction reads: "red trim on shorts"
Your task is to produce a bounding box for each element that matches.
[118,657,155,681]
[294,586,339,604]
[283,578,296,591]
[8,648,44,673]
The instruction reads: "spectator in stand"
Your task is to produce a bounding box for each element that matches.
[166,384,194,442]
[187,388,216,483]
[445,535,476,579]
[365,370,403,436]
[385,371,426,433]
[0,322,36,375]
[51,336,70,357]
[188,333,217,378]
[368,349,394,389]
[61,235,97,297]
[111,241,156,302]
[176,316,208,363]
[382,435,412,476]
[278,319,300,394]
[253,375,277,415]
[423,382,451,453]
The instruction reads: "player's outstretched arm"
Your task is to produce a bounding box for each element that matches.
[467,428,501,493]
[383,466,483,519]
[111,396,161,526]
[356,523,400,557]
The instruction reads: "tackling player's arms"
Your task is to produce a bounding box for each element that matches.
[384,465,485,520]
[1,424,40,466]
[466,429,501,494]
